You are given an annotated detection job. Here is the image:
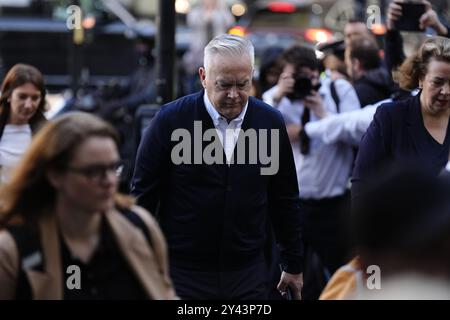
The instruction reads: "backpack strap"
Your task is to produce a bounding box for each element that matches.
[120,208,153,249]
[6,224,41,299]
[330,81,340,113]
[6,225,43,269]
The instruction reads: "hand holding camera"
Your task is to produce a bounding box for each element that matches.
[280,74,326,118]
[273,71,295,104]
[387,1,403,30]
[286,76,321,100]
[419,4,448,35]
[387,0,447,35]
[303,92,328,119]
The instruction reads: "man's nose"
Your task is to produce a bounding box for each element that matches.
[227,86,238,98]
[442,82,450,95]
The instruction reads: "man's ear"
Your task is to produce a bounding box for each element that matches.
[199,67,207,88]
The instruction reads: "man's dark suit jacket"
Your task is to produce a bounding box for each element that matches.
[131,91,304,273]
[352,93,450,201]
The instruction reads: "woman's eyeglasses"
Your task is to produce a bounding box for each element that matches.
[66,161,124,181]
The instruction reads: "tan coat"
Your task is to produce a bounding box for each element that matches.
[319,257,362,300]
[0,206,177,300]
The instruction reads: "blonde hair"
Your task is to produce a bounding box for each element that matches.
[398,36,450,90]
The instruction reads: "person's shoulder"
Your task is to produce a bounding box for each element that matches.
[128,205,160,232]
[261,85,278,100]
[369,97,415,137]
[333,77,354,90]
[249,96,285,122]
[374,95,413,119]
[353,77,377,93]
[160,91,201,113]
[126,205,168,253]
[155,91,203,124]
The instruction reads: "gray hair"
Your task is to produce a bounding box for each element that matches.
[203,34,254,71]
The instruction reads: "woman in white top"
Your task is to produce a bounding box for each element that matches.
[0,64,48,183]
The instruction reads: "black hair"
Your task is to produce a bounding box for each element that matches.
[280,44,319,72]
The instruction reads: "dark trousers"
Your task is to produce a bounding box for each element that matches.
[264,224,283,300]
[300,192,351,300]
[170,262,269,300]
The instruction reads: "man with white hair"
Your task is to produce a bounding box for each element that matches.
[132,34,304,300]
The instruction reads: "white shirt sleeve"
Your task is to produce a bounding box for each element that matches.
[304,102,386,146]
[262,85,287,108]
[333,78,361,112]
[262,85,302,125]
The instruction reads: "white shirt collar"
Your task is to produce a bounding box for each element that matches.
[446,161,450,172]
[203,91,248,127]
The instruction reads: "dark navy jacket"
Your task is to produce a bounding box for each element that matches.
[131,91,304,273]
[352,93,450,200]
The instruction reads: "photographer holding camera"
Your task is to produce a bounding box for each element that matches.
[263,45,360,299]
[386,0,450,73]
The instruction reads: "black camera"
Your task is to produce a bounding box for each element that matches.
[286,76,321,100]
[394,2,426,32]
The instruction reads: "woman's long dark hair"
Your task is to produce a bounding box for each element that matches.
[0,64,48,138]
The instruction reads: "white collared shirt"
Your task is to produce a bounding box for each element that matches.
[304,99,391,146]
[446,161,450,172]
[203,92,248,164]
[0,124,32,184]
[263,77,361,199]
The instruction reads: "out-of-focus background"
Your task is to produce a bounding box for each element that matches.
[1,0,449,189]
[2,0,448,103]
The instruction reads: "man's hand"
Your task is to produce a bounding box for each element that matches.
[420,1,448,36]
[303,91,328,119]
[386,0,403,30]
[272,72,295,104]
[387,0,447,35]
[277,271,303,300]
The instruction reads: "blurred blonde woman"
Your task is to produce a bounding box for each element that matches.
[0,112,176,299]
